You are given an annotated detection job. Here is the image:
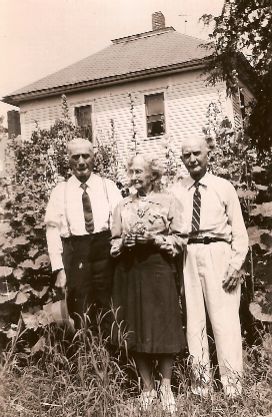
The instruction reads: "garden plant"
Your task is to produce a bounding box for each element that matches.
[0,94,271,416]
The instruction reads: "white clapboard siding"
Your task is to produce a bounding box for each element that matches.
[231,83,254,131]
[20,104,63,141]
[232,91,243,130]
[93,78,228,171]
[18,71,234,179]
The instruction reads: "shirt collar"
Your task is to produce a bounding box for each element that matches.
[71,172,97,188]
[187,172,210,190]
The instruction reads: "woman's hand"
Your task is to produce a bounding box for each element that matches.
[110,238,123,257]
[160,240,177,256]
[136,231,154,244]
[123,233,136,248]
[154,236,178,256]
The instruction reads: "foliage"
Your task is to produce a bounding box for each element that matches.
[0,91,271,347]
[0,325,271,416]
[202,0,272,321]
[128,93,139,153]
[94,119,121,182]
[0,95,121,346]
[203,101,272,327]
[246,70,272,152]
[200,0,272,151]
[0,115,6,133]
[0,96,83,345]
[161,135,181,186]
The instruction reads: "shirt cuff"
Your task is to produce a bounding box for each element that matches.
[49,253,64,272]
[229,258,243,272]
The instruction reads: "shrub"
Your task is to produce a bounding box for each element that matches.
[0,96,271,349]
[0,96,122,347]
[203,101,272,335]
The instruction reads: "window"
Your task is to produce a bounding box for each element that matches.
[145,93,165,137]
[239,89,246,120]
[74,105,92,141]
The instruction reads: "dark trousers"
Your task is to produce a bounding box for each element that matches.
[62,230,113,333]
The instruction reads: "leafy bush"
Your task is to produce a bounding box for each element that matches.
[0,96,122,347]
[203,101,272,331]
[0,96,271,349]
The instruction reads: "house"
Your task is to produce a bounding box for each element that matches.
[2,12,254,166]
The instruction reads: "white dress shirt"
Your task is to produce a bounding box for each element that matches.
[45,173,122,271]
[176,172,248,271]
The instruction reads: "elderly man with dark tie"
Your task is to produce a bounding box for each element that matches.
[45,138,122,331]
[178,136,248,398]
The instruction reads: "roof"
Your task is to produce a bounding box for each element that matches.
[3,27,211,105]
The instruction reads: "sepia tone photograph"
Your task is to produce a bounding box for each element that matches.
[0,0,271,416]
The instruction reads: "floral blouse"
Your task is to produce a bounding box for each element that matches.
[111,191,189,256]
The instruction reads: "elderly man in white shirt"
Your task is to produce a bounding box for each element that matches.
[45,138,122,331]
[177,136,248,398]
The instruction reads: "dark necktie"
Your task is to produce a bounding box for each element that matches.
[80,183,94,234]
[191,182,201,233]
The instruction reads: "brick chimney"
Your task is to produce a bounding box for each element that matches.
[152,11,165,31]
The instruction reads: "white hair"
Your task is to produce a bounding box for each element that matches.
[127,153,163,192]
[181,136,209,153]
[67,138,94,155]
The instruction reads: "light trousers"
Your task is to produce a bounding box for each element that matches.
[183,242,243,390]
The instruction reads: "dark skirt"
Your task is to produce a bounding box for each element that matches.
[111,245,185,354]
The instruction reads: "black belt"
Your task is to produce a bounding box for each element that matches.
[67,229,111,241]
[188,237,230,245]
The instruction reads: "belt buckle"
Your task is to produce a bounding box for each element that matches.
[203,236,210,244]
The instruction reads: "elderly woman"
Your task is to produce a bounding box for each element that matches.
[110,154,188,413]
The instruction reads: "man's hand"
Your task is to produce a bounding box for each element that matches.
[55,269,67,290]
[222,266,241,292]
[111,241,123,257]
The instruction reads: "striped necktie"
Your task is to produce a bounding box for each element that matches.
[191,181,201,233]
[80,183,94,234]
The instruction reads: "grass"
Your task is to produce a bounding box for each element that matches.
[0,322,271,417]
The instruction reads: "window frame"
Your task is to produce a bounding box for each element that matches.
[74,103,93,142]
[144,92,166,138]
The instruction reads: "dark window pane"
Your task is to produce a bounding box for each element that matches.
[75,105,92,141]
[239,91,246,120]
[147,119,165,137]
